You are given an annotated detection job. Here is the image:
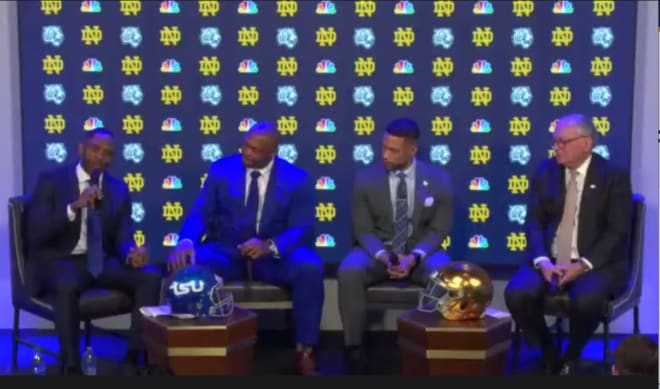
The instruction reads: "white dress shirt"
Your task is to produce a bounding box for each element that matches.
[66,162,103,255]
[534,155,594,270]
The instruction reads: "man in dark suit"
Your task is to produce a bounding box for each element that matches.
[337,118,454,373]
[504,113,633,375]
[168,122,325,375]
[25,128,162,375]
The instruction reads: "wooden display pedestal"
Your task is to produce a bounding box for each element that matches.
[397,309,512,375]
[142,307,258,375]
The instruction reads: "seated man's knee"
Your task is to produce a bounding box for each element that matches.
[420,250,451,272]
[292,248,324,280]
[570,292,603,316]
[337,254,369,286]
[504,282,533,311]
[337,266,364,287]
[54,281,84,300]
[426,250,451,265]
[139,266,163,288]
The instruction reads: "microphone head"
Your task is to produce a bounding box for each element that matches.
[548,274,559,294]
[388,250,399,265]
[90,170,101,186]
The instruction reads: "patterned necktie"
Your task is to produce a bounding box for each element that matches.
[244,170,261,238]
[556,170,578,265]
[86,197,104,277]
[392,172,408,254]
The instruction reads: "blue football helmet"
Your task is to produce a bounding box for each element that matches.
[165,265,234,319]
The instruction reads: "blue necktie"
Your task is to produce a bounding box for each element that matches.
[244,170,261,238]
[86,205,104,277]
[392,172,408,254]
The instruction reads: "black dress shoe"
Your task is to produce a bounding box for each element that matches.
[63,365,82,376]
[541,349,561,375]
[120,349,143,375]
[124,349,142,366]
[345,346,368,375]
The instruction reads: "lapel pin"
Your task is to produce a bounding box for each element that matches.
[589,184,596,189]
[423,180,428,187]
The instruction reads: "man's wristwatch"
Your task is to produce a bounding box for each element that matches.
[266,239,277,254]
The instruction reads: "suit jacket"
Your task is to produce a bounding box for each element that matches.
[178,154,315,258]
[351,159,453,258]
[526,153,632,273]
[24,163,135,296]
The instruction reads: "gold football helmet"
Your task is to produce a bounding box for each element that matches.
[417,261,493,320]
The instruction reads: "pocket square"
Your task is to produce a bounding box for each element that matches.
[424,196,434,207]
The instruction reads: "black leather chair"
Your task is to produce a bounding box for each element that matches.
[9,195,133,371]
[511,193,646,368]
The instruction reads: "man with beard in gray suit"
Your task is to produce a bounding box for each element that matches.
[337,118,454,374]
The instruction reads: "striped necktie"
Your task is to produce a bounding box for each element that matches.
[392,172,408,254]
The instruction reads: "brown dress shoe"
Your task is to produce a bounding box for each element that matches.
[296,349,320,376]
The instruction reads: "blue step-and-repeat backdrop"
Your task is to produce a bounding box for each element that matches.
[18,0,635,267]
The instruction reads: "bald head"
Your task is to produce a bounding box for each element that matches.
[242,121,280,169]
[247,121,281,145]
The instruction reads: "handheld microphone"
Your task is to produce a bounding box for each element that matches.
[388,250,400,266]
[89,170,101,208]
[548,274,559,294]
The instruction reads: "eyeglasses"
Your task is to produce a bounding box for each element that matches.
[552,135,587,148]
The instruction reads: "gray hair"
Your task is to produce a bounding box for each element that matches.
[558,113,597,147]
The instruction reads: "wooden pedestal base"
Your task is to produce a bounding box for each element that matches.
[142,307,258,375]
[397,309,512,375]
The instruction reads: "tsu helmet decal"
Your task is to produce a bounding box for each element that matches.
[165,265,234,318]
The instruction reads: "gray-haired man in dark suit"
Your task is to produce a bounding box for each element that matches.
[337,118,454,374]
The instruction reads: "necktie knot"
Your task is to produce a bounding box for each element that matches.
[250,170,261,179]
[397,171,406,180]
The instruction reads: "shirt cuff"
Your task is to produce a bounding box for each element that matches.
[578,257,593,271]
[178,238,194,248]
[66,204,77,221]
[533,256,552,268]
[374,249,387,259]
[412,249,426,261]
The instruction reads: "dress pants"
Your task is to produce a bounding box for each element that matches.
[195,243,325,346]
[504,263,623,362]
[41,254,162,368]
[337,247,451,346]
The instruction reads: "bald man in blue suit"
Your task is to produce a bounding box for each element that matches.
[168,122,325,375]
